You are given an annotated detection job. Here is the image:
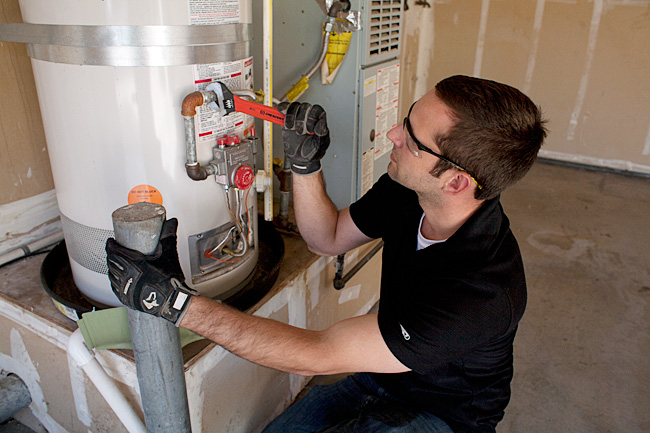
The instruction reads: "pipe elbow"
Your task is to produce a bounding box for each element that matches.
[328,0,350,17]
[186,163,215,181]
[68,329,95,367]
[181,91,205,116]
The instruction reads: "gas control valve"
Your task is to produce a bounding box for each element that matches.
[211,135,256,190]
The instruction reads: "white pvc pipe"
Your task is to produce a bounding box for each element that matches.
[0,231,64,267]
[67,330,146,433]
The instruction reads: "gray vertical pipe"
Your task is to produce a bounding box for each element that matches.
[111,202,192,433]
[0,374,32,423]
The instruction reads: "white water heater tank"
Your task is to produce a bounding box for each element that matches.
[18,0,258,306]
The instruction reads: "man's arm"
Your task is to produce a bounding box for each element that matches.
[292,172,373,256]
[181,296,409,376]
[106,221,400,377]
[277,101,373,256]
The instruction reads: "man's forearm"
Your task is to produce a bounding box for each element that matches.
[291,172,339,253]
[180,296,329,376]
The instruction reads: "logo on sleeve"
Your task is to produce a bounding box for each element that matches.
[399,323,411,341]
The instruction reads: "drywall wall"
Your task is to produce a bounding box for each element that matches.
[401,0,650,175]
[0,0,59,255]
[0,0,53,205]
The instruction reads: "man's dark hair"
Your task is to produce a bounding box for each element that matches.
[431,75,548,200]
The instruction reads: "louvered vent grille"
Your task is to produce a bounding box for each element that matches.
[366,0,402,65]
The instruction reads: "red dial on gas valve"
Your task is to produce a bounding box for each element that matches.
[233,165,254,189]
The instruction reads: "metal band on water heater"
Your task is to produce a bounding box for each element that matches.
[0,23,251,66]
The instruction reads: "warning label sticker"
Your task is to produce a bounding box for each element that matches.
[189,1,253,142]
[193,56,255,143]
[374,63,400,160]
[189,0,240,25]
[128,185,163,206]
[361,148,375,196]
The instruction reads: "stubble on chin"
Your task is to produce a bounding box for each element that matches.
[386,162,407,189]
[386,161,397,181]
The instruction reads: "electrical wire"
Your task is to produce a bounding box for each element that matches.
[204,184,254,263]
[223,187,250,257]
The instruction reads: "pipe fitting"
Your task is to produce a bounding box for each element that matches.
[255,170,272,193]
[201,90,218,106]
[185,163,217,181]
[68,328,146,433]
[181,91,204,116]
[328,0,351,17]
[181,87,257,182]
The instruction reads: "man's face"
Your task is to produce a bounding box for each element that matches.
[386,91,457,195]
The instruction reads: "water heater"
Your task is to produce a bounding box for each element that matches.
[17,0,258,306]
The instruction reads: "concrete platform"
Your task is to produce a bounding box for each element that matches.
[0,217,382,433]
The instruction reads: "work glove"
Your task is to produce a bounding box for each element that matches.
[278,101,330,175]
[105,218,196,326]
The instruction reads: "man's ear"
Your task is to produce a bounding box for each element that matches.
[443,172,472,195]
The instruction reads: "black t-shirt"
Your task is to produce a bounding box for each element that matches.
[349,174,527,433]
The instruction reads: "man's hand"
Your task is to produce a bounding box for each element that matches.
[105,218,195,326]
[277,102,330,175]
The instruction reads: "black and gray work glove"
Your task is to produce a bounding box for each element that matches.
[277,102,330,175]
[105,218,196,326]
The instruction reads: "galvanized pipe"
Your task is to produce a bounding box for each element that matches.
[0,374,32,423]
[111,203,191,433]
[183,115,199,166]
[181,92,219,181]
[273,158,293,230]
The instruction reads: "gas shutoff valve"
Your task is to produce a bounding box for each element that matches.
[211,135,256,189]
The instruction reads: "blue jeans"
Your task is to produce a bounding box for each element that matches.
[262,373,454,433]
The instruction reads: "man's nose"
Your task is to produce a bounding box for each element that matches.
[386,124,403,147]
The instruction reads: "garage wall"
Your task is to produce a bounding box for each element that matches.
[0,0,59,255]
[2,0,649,236]
[0,0,53,205]
[401,0,650,175]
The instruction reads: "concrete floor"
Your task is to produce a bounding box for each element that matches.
[499,161,650,433]
[304,161,650,433]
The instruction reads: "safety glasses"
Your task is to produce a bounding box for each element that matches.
[403,102,482,190]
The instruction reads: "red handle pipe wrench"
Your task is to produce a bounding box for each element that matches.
[206,81,285,126]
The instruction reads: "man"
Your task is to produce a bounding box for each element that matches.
[106,75,547,432]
